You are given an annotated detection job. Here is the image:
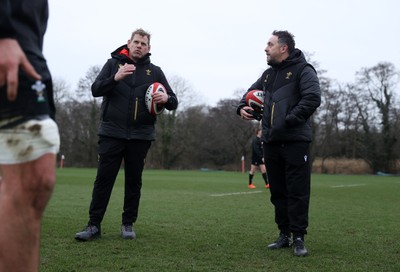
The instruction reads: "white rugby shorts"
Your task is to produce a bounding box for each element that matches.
[0,118,60,164]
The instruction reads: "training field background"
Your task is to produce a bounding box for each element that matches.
[40,169,400,272]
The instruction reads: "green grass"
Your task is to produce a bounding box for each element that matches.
[40,169,400,272]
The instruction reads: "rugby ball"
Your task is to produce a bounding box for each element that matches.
[145,82,166,116]
[245,90,264,113]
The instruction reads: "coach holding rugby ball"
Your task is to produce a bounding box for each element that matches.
[75,28,178,241]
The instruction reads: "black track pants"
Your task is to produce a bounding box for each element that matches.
[263,142,311,236]
[88,136,151,226]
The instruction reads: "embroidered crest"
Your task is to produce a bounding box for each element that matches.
[285,72,293,79]
[146,69,151,76]
[31,80,46,102]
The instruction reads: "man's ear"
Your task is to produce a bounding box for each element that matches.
[280,44,288,54]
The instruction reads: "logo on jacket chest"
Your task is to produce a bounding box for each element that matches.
[117,64,152,76]
[263,70,294,90]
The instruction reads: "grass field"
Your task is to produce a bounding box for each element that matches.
[39,169,400,272]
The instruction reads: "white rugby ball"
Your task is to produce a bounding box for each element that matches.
[145,82,166,116]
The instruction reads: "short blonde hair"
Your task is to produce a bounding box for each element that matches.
[131,28,151,45]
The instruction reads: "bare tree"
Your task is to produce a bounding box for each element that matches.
[148,76,194,169]
[168,75,203,111]
[169,105,211,169]
[354,62,399,173]
[52,77,72,105]
[56,66,102,167]
[76,65,102,102]
[313,77,345,172]
[52,77,72,165]
[153,98,256,171]
[199,98,255,170]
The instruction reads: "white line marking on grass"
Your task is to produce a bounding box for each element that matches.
[210,191,264,197]
[331,184,366,188]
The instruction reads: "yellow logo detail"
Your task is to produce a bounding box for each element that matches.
[146,69,151,76]
[286,72,293,79]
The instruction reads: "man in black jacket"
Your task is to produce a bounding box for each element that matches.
[0,0,60,271]
[75,28,178,241]
[237,30,321,256]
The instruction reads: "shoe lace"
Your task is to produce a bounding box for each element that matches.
[86,225,97,233]
[275,234,288,244]
[122,225,132,232]
[294,238,304,248]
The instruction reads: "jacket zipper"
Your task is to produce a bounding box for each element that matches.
[269,71,279,127]
[133,97,138,121]
[270,102,275,126]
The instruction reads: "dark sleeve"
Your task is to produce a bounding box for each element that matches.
[285,65,321,126]
[158,69,178,111]
[91,59,119,97]
[0,0,17,38]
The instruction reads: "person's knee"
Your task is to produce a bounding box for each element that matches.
[36,169,55,194]
[27,168,56,216]
[38,171,55,193]
[33,155,56,194]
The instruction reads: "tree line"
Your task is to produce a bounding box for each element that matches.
[54,62,400,174]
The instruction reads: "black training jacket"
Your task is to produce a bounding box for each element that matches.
[238,49,321,143]
[0,0,55,126]
[91,45,178,140]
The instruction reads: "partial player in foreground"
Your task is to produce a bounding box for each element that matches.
[237,30,321,257]
[0,0,60,271]
[75,28,178,241]
[248,128,269,189]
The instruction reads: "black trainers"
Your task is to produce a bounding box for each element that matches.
[75,225,101,241]
[293,237,308,257]
[267,233,291,249]
[121,224,136,239]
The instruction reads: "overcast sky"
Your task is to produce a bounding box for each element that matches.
[44,0,399,106]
